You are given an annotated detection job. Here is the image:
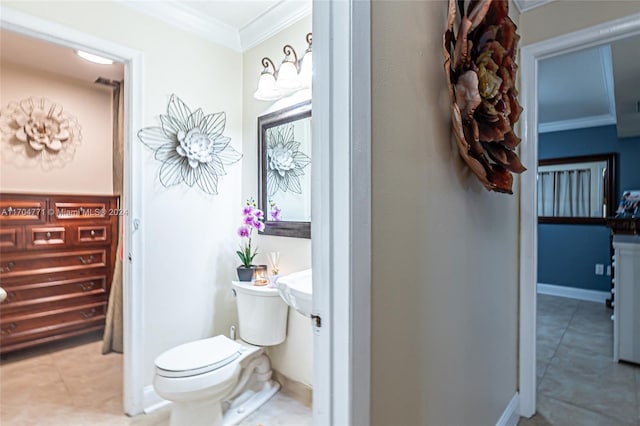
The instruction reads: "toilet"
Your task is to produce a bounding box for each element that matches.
[153,281,289,426]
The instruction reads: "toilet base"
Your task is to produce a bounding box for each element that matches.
[222,379,280,426]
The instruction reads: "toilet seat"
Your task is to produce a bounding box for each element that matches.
[155,335,242,378]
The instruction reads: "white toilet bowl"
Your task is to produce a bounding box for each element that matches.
[153,281,289,426]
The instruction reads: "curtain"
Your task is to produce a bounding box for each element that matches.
[103,81,124,354]
[537,169,591,217]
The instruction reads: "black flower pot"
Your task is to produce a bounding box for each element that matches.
[236,265,267,282]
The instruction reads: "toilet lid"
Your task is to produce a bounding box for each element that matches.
[155,335,242,378]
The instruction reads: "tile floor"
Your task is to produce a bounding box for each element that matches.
[519,294,640,426]
[0,332,311,426]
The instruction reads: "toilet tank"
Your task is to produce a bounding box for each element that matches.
[232,281,288,346]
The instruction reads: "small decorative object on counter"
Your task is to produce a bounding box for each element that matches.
[236,198,265,281]
[616,190,640,218]
[443,0,525,194]
[267,251,281,288]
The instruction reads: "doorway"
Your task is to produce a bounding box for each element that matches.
[519,11,640,419]
[0,7,144,415]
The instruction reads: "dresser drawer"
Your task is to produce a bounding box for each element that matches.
[0,197,48,224]
[1,274,107,312]
[0,227,24,251]
[26,226,67,250]
[0,249,107,279]
[51,198,112,221]
[74,225,109,245]
[0,301,106,347]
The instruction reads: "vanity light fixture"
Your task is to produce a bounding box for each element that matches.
[76,50,113,65]
[254,33,312,101]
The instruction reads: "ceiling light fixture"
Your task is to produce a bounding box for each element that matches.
[76,50,114,65]
[254,33,312,101]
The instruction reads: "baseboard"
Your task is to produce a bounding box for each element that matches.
[496,393,520,426]
[143,385,170,414]
[537,283,610,304]
[272,369,313,407]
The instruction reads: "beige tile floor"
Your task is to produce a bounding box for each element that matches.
[519,294,640,426]
[0,332,311,426]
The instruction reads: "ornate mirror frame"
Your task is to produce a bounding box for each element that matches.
[258,100,312,238]
[538,153,616,225]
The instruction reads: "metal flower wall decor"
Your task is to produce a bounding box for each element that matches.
[266,124,311,196]
[138,95,241,195]
[0,97,82,170]
[443,0,525,194]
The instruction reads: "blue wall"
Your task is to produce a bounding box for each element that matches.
[538,125,640,292]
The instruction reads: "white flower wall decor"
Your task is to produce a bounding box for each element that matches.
[266,124,311,196]
[137,94,242,195]
[0,97,82,170]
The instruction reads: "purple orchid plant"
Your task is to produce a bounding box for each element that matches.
[237,198,265,268]
[269,201,281,221]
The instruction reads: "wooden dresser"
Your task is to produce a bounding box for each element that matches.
[0,193,119,354]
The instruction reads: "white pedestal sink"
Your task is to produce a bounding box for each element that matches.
[277,269,312,317]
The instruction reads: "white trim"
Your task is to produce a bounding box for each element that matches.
[118,0,241,51]
[601,45,617,125]
[496,393,520,426]
[537,283,610,303]
[538,113,616,133]
[519,11,640,419]
[512,0,556,13]
[240,1,312,51]
[0,6,146,416]
[142,385,170,414]
[117,0,311,53]
[312,0,371,425]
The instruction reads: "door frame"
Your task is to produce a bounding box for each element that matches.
[518,12,640,418]
[312,0,372,424]
[0,6,147,415]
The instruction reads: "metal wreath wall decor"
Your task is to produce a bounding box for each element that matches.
[443,0,525,194]
[138,95,241,195]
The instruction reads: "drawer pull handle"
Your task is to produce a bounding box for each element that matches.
[78,282,96,291]
[80,308,97,319]
[1,261,16,273]
[46,232,52,239]
[4,291,16,302]
[78,255,95,264]
[1,323,17,335]
[90,230,96,237]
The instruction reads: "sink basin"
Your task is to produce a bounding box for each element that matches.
[277,269,312,317]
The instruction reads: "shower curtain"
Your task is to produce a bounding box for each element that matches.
[103,81,124,354]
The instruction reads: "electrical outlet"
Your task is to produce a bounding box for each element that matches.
[606,265,611,276]
[595,264,604,275]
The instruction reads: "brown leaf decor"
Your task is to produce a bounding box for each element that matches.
[443,0,525,194]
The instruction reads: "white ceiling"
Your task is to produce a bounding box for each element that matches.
[0,0,311,86]
[538,35,640,138]
[0,29,125,84]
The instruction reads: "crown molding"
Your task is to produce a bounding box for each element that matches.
[513,0,556,13]
[118,0,242,51]
[538,113,616,133]
[117,0,310,53]
[539,45,617,134]
[239,1,312,51]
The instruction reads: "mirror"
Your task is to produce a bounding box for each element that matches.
[258,100,312,238]
[537,153,616,224]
